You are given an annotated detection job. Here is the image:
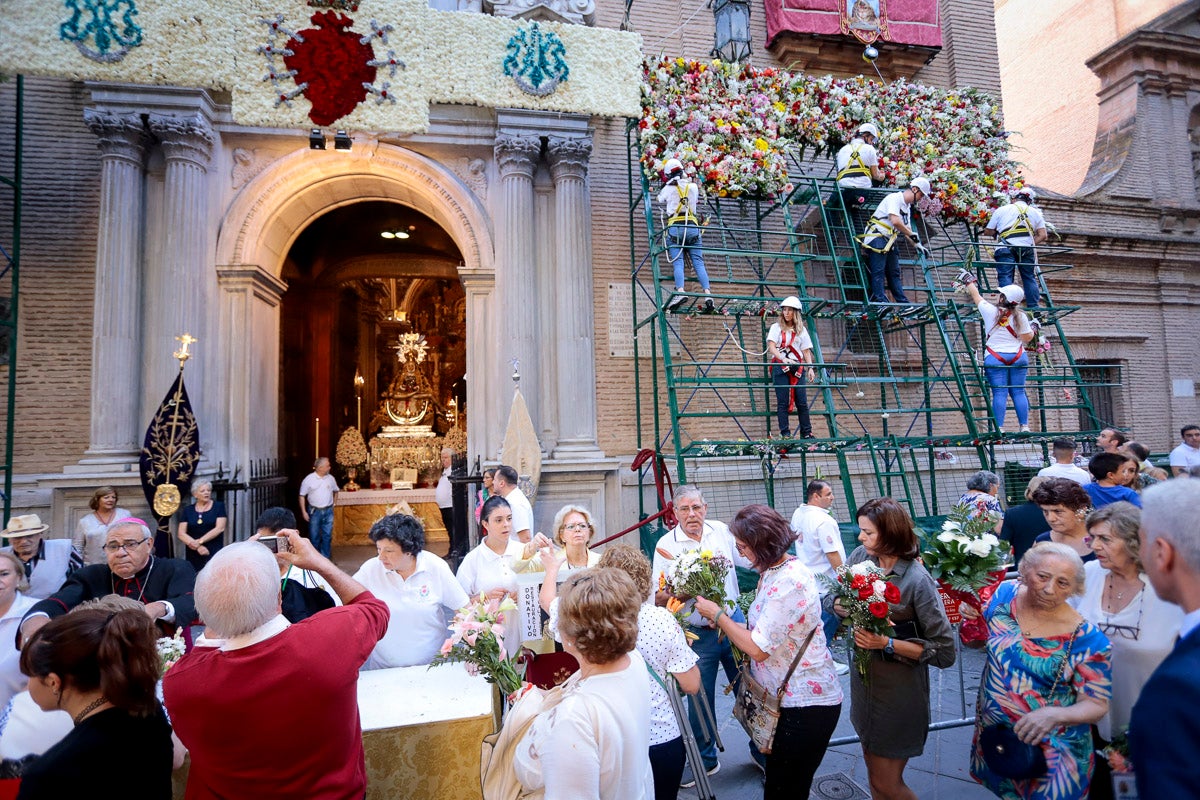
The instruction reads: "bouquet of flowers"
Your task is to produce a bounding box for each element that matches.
[1028,319,1052,368]
[1101,732,1137,798]
[923,503,1009,644]
[430,594,525,698]
[665,597,699,644]
[822,562,900,682]
[157,629,186,676]
[658,548,733,609]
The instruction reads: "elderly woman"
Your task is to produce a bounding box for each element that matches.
[176,478,227,571]
[18,606,173,798]
[353,513,468,669]
[514,568,652,800]
[1075,502,1182,742]
[73,486,131,565]
[694,505,843,799]
[971,542,1112,800]
[958,470,1004,534]
[526,505,601,575]
[0,553,35,713]
[830,497,955,800]
[1032,477,1095,563]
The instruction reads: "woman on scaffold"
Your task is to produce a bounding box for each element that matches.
[767,296,816,440]
[960,272,1034,434]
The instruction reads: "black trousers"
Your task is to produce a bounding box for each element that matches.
[649,736,685,800]
[765,703,842,799]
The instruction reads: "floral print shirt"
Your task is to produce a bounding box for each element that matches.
[747,559,843,708]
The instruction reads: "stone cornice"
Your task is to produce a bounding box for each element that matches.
[216,265,288,303]
[150,113,215,167]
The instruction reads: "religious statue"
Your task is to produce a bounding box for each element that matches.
[370,333,443,432]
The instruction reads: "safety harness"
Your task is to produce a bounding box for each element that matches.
[858,216,899,254]
[771,328,808,412]
[667,181,699,225]
[837,142,872,182]
[986,311,1026,365]
[998,202,1033,243]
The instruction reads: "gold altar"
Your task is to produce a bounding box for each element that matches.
[333,488,448,554]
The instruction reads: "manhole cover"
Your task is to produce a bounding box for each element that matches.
[811,772,870,800]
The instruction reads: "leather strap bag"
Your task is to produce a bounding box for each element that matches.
[730,626,817,755]
[480,683,566,800]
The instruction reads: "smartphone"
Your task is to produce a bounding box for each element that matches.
[260,536,281,553]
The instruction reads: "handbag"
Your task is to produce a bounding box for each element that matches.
[480,682,566,800]
[978,622,1080,781]
[730,626,817,755]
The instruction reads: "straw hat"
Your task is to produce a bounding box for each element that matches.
[2,514,49,539]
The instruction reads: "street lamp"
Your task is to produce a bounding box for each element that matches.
[711,0,752,63]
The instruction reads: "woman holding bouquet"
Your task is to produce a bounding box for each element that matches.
[766,296,816,440]
[694,504,842,800]
[829,497,955,800]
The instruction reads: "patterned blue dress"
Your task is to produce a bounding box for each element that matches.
[970,581,1111,800]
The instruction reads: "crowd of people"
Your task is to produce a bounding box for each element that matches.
[0,429,1195,799]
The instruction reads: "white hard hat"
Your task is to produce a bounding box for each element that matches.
[998,285,1025,304]
[857,123,879,139]
[663,158,684,177]
[910,177,932,197]
[1013,186,1036,202]
[780,296,803,311]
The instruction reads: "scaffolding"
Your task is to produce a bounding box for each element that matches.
[0,76,21,525]
[628,122,1119,526]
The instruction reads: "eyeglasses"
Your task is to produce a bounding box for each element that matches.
[563,523,591,532]
[103,538,149,553]
[676,505,705,514]
[1097,622,1140,641]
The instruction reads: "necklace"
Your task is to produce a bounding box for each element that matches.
[96,508,115,525]
[73,696,109,725]
[1103,573,1139,612]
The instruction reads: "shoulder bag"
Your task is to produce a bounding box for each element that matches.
[730,626,817,755]
[978,622,1080,781]
[480,682,566,800]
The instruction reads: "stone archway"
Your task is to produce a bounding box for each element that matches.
[215,142,499,472]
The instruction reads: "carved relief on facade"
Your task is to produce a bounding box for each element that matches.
[484,0,595,27]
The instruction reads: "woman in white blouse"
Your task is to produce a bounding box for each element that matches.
[73,486,131,565]
[1075,501,1182,741]
[695,504,843,800]
[514,567,652,800]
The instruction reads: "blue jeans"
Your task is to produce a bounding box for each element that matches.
[984,351,1029,428]
[821,605,841,649]
[772,365,811,438]
[687,610,744,769]
[308,505,334,558]
[667,223,710,290]
[995,245,1040,308]
[865,246,908,303]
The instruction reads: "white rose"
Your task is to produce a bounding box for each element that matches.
[872,580,887,595]
[965,539,993,558]
[850,562,872,575]
[980,534,1000,548]
[942,520,960,533]
[937,531,957,543]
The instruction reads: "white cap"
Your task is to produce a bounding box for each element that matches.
[998,285,1025,304]
[910,177,931,197]
[1013,186,1036,202]
[780,296,803,311]
[663,158,683,177]
[856,123,879,139]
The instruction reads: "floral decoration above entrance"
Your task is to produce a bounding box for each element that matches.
[59,0,144,63]
[503,22,569,97]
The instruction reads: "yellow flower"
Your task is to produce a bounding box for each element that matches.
[701,549,713,559]
[754,137,769,151]
[772,101,785,113]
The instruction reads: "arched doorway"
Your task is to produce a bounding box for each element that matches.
[279,200,468,490]
[214,142,498,519]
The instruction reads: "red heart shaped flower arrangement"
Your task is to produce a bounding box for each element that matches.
[284,11,377,126]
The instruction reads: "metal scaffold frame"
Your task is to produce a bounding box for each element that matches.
[627,120,1120,525]
[0,75,22,525]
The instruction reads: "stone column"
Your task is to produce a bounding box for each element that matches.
[493,134,542,444]
[547,136,602,459]
[145,114,214,443]
[76,110,148,467]
[460,267,498,463]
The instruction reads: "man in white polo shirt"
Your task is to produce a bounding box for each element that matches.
[1170,425,1200,477]
[1038,438,1091,485]
[299,457,339,559]
[492,465,533,544]
[790,480,849,674]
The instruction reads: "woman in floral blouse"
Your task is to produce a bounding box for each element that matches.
[695,504,842,799]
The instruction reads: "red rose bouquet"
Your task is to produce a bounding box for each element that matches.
[824,562,900,682]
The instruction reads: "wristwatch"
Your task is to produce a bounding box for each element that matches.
[883,637,895,656]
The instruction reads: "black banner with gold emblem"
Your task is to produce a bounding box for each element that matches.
[139,372,201,557]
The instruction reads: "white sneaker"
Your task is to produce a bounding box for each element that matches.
[665,291,687,311]
[1020,425,1031,433]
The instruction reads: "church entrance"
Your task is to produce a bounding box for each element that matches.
[279,200,467,528]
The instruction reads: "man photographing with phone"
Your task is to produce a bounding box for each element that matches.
[163,530,388,799]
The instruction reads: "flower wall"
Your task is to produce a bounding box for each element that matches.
[640,57,1023,224]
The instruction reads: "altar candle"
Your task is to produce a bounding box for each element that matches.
[315,417,320,459]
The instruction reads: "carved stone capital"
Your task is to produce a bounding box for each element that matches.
[83,109,148,164]
[494,134,542,178]
[547,136,592,181]
[149,113,215,167]
[485,0,595,26]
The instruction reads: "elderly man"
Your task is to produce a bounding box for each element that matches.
[791,480,848,671]
[492,465,533,543]
[1169,424,1200,477]
[299,456,339,558]
[18,517,195,643]
[436,447,465,559]
[1,514,81,600]
[1129,480,1200,799]
[652,485,751,785]
[163,531,388,799]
